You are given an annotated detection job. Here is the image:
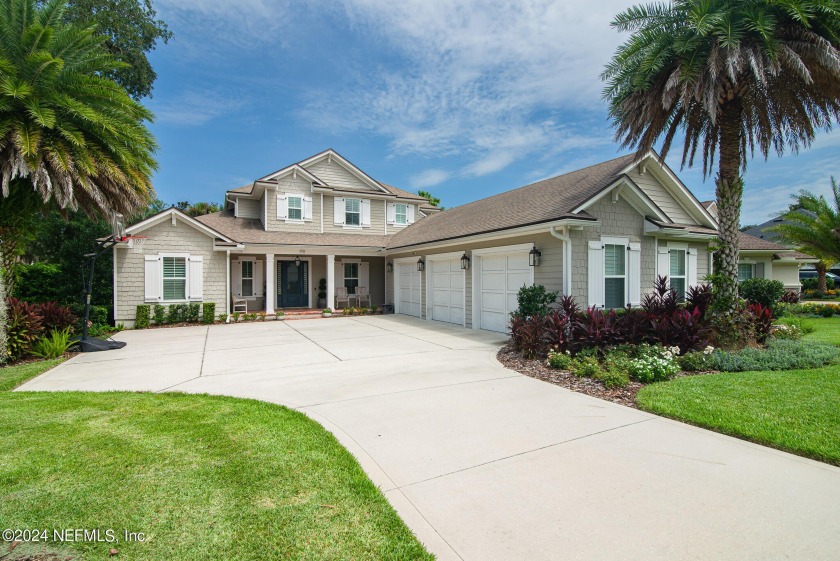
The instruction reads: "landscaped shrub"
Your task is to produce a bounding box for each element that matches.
[232,312,241,322]
[512,314,545,359]
[594,367,630,388]
[31,328,75,359]
[218,313,228,323]
[746,303,774,343]
[776,315,813,335]
[685,283,714,317]
[626,345,680,383]
[708,339,840,372]
[802,277,835,291]
[153,304,166,324]
[11,262,64,304]
[740,278,785,310]
[570,356,602,378]
[515,284,559,318]
[0,275,7,365]
[135,305,151,329]
[187,302,201,323]
[546,349,572,370]
[770,323,801,340]
[779,291,800,304]
[202,303,216,324]
[819,305,836,318]
[677,347,716,371]
[38,301,76,333]
[5,297,44,361]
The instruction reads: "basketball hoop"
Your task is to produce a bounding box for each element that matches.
[110,210,127,241]
[126,235,147,253]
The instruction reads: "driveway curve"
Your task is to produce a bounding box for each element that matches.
[18,315,840,561]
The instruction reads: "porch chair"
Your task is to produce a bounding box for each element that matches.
[356,286,371,308]
[335,287,350,309]
[232,293,247,313]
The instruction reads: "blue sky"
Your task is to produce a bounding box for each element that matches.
[145,0,840,226]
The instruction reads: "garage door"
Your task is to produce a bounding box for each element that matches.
[478,251,531,332]
[396,262,422,317]
[430,258,464,325]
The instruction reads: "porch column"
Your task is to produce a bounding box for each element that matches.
[265,253,275,314]
[326,254,335,310]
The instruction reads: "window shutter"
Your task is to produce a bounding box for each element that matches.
[277,194,288,219]
[386,203,396,224]
[188,255,203,301]
[657,246,670,281]
[232,259,242,296]
[754,262,765,279]
[360,262,369,290]
[144,255,162,302]
[687,248,698,287]
[407,205,415,224]
[587,241,604,308]
[303,196,313,221]
[254,260,264,297]
[361,199,371,227]
[334,197,345,225]
[628,243,641,306]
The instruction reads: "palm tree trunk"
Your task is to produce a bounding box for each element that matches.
[816,261,828,292]
[715,99,744,310]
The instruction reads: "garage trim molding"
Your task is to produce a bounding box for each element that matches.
[425,250,467,327]
[470,243,535,331]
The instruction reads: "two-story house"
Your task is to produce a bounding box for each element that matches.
[113,148,812,331]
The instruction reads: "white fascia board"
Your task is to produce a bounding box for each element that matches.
[312,186,397,201]
[574,177,670,223]
[126,208,235,243]
[622,152,719,229]
[258,164,324,185]
[297,149,390,194]
[233,243,385,257]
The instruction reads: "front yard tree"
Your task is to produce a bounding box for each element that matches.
[771,177,840,292]
[602,0,840,309]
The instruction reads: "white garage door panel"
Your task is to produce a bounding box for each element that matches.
[397,263,422,318]
[430,258,464,325]
[478,250,531,333]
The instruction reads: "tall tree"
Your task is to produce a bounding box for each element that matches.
[418,190,443,209]
[770,177,840,291]
[602,0,840,308]
[60,0,172,99]
[0,0,157,219]
[174,200,223,217]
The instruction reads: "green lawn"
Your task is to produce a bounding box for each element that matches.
[0,362,432,560]
[637,316,840,465]
[0,358,64,391]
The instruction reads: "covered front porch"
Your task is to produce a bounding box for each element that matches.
[226,250,387,314]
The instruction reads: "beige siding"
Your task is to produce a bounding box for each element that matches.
[265,177,321,233]
[306,159,380,192]
[236,197,261,220]
[626,167,696,224]
[114,219,227,327]
[570,195,656,305]
[324,195,387,236]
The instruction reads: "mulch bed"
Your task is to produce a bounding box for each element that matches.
[497,344,643,408]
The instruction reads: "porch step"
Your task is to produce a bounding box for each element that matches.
[276,309,324,320]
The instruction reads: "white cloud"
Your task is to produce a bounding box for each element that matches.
[411,168,450,189]
[155,0,284,47]
[153,90,244,126]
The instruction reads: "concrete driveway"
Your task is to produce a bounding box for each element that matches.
[18,316,840,560]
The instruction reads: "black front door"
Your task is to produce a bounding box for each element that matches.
[278,260,308,308]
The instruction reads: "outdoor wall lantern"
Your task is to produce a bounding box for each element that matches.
[529,245,541,267]
[386,261,394,273]
[294,256,301,267]
[417,258,425,272]
[460,252,471,270]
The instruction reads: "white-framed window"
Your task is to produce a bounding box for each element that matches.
[241,260,254,296]
[344,262,359,294]
[395,203,407,225]
[287,195,302,221]
[669,248,687,296]
[738,263,754,282]
[345,198,361,226]
[604,243,626,309]
[163,256,187,301]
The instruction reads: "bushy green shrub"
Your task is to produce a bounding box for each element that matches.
[12,262,64,303]
[187,302,200,323]
[167,304,188,324]
[232,312,241,322]
[31,328,75,358]
[626,345,681,383]
[739,278,785,309]
[776,316,813,335]
[0,275,7,365]
[202,303,215,324]
[515,284,559,318]
[218,313,228,323]
[546,349,573,370]
[571,356,602,378]
[802,277,835,291]
[708,339,840,372]
[153,304,166,324]
[595,367,630,388]
[135,305,151,329]
[819,305,836,318]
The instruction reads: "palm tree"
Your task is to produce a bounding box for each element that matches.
[770,177,840,292]
[0,0,157,218]
[602,0,840,308]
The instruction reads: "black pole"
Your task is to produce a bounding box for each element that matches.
[81,237,117,342]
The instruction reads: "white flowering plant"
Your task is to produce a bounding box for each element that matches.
[627,344,681,383]
[546,348,573,370]
[770,323,802,340]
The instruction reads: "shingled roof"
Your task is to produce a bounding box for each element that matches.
[385,154,636,249]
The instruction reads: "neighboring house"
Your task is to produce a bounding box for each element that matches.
[115,148,785,332]
[741,210,836,276]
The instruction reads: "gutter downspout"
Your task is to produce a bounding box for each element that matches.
[550,227,572,296]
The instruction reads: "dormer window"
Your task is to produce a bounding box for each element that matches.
[395,204,407,225]
[345,198,361,226]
